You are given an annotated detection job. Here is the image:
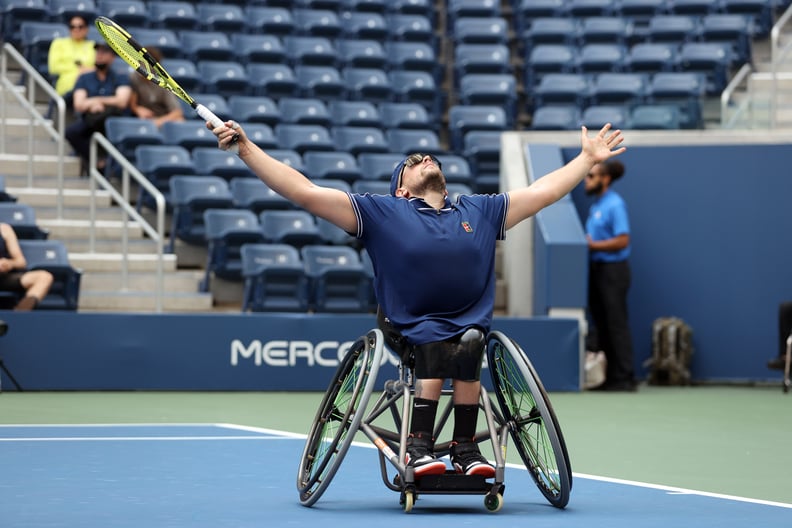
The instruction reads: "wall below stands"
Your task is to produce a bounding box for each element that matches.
[0,313,579,392]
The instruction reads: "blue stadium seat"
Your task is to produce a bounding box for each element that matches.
[630,104,683,129]
[453,17,509,45]
[275,123,335,154]
[130,29,182,60]
[295,65,346,99]
[647,16,699,44]
[532,73,592,109]
[303,151,362,182]
[446,183,474,202]
[197,60,250,98]
[191,147,254,181]
[295,0,343,10]
[378,102,432,130]
[148,2,198,31]
[246,63,299,98]
[284,36,338,67]
[244,6,295,36]
[201,208,265,291]
[104,117,163,161]
[336,39,388,69]
[48,0,97,24]
[454,44,512,77]
[678,42,735,94]
[168,175,234,251]
[161,121,218,151]
[259,210,324,248]
[435,154,473,186]
[625,43,679,73]
[385,41,440,81]
[447,0,501,22]
[579,44,628,73]
[530,105,582,130]
[0,203,48,240]
[134,145,195,211]
[278,97,332,127]
[462,130,501,180]
[316,216,356,246]
[386,129,443,156]
[339,11,388,40]
[328,100,381,128]
[458,74,517,125]
[565,0,613,17]
[331,126,389,156]
[666,0,721,16]
[228,96,282,127]
[352,179,391,194]
[18,240,81,310]
[581,105,631,129]
[617,0,666,19]
[339,0,386,13]
[231,34,286,65]
[160,59,200,92]
[245,124,279,150]
[20,22,68,77]
[356,153,406,181]
[699,14,752,64]
[590,72,649,105]
[176,94,232,123]
[230,177,292,214]
[386,14,435,46]
[267,149,305,172]
[96,0,148,28]
[301,244,370,313]
[447,105,508,153]
[579,17,633,46]
[180,31,234,62]
[647,72,706,128]
[240,243,310,312]
[721,0,772,37]
[293,8,343,38]
[386,0,434,17]
[514,0,565,33]
[524,44,579,88]
[342,67,392,102]
[196,4,246,33]
[520,18,580,48]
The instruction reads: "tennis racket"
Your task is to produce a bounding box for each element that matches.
[94,16,239,153]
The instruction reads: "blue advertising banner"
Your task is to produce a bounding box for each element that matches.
[0,312,579,392]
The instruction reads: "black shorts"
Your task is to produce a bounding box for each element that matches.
[0,272,25,293]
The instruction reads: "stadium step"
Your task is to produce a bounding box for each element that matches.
[68,252,178,273]
[77,291,213,312]
[80,271,203,293]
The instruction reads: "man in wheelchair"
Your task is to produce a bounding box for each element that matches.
[210,119,626,480]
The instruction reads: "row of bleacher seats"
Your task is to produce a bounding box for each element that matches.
[531,103,688,130]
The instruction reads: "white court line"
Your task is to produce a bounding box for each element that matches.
[0,436,293,442]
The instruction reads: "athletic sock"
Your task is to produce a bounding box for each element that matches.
[452,403,479,443]
[410,397,438,436]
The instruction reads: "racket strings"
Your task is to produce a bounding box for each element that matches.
[96,21,163,85]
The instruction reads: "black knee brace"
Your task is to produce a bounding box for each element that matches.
[413,327,486,381]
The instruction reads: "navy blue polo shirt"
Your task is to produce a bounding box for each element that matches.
[349,192,508,345]
[73,69,129,98]
[586,189,630,262]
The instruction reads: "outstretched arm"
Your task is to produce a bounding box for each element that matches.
[211,121,358,233]
[505,124,625,230]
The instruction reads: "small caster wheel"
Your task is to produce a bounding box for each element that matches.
[401,490,415,513]
[484,493,503,513]
[784,380,790,394]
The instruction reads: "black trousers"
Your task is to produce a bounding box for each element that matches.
[588,260,634,385]
[779,302,792,357]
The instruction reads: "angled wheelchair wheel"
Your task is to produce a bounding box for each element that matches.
[487,331,572,508]
[297,329,383,506]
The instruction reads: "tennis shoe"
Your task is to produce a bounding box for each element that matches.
[450,441,496,478]
[405,435,446,477]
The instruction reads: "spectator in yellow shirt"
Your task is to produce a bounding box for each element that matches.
[48,15,95,104]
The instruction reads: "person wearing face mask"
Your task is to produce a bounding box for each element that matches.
[65,42,131,175]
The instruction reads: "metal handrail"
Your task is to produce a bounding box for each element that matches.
[720,63,753,128]
[0,42,66,217]
[89,133,167,313]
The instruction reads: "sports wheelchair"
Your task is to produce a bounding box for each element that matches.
[296,328,572,512]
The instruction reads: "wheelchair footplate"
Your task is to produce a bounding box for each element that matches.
[393,471,506,513]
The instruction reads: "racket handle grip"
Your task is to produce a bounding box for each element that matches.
[195,103,239,154]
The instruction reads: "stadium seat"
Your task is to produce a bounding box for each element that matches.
[48,0,97,24]
[168,175,234,251]
[462,130,501,180]
[245,6,295,36]
[259,210,324,248]
[336,39,388,69]
[524,45,579,88]
[275,123,335,154]
[617,0,666,19]
[447,105,508,153]
[18,240,81,310]
[721,0,772,37]
[666,0,721,16]
[379,102,432,130]
[191,147,254,181]
[339,0,386,13]
[316,216,356,246]
[246,64,299,99]
[385,41,440,81]
[228,96,281,127]
[134,145,195,211]
[201,209,265,291]
[179,94,232,123]
[352,179,391,195]
[295,0,343,10]
[529,105,582,130]
[388,70,441,119]
[647,72,706,128]
[0,175,17,203]
[284,36,338,67]
[130,29,182,60]
[435,154,473,186]
[328,100,381,128]
[386,129,443,156]
[303,151,362,182]
[386,0,434,17]
[579,44,628,73]
[520,18,580,48]
[447,0,500,22]
[453,17,509,45]
[0,203,48,240]
[96,0,148,28]
[20,22,68,77]
[231,34,286,66]
[579,16,633,46]
[454,44,512,77]
[331,126,389,156]
[531,73,592,109]
[699,14,752,64]
[197,61,250,98]
[356,152,406,181]
[446,183,474,202]
[386,14,435,46]
[267,149,305,172]
[646,16,698,44]
[180,31,234,62]
[342,67,392,102]
[278,97,332,127]
[196,4,246,33]
[565,0,613,17]
[295,65,346,100]
[148,2,198,31]
[161,121,218,151]
[458,74,517,125]
[590,72,649,105]
[245,124,279,150]
[630,104,683,129]
[292,8,343,38]
[339,11,388,40]
[104,117,163,161]
[160,59,201,92]
[625,43,679,74]
[678,42,735,94]
[240,243,310,312]
[301,244,370,312]
[230,177,292,215]
[514,0,565,33]
[581,105,631,129]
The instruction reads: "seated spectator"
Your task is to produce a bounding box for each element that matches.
[0,223,53,311]
[768,302,792,370]
[65,42,131,174]
[129,46,184,128]
[47,15,96,107]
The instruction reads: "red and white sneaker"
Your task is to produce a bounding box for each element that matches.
[450,441,496,478]
[405,435,447,477]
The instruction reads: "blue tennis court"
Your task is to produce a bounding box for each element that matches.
[1,424,789,527]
